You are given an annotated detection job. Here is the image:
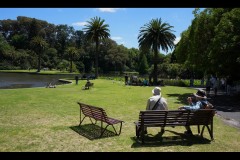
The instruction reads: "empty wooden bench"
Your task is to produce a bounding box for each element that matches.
[77,102,124,137]
[134,109,216,143]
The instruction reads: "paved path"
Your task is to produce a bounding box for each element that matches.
[192,87,240,129]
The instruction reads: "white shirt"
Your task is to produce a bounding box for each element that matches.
[146,95,168,110]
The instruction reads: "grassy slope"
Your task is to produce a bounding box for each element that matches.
[0,79,239,151]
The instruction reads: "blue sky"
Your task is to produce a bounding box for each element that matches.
[0,8,200,54]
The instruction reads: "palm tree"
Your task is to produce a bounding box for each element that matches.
[65,47,79,73]
[30,36,48,72]
[83,16,110,78]
[138,18,176,85]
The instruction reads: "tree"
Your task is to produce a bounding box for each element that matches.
[65,47,79,73]
[30,36,48,72]
[83,16,110,78]
[138,54,149,75]
[138,18,176,85]
[210,8,240,79]
[55,25,75,60]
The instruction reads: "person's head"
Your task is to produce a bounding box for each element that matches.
[152,87,161,96]
[193,89,207,100]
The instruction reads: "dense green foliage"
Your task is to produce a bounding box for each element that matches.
[174,8,240,80]
[0,16,138,74]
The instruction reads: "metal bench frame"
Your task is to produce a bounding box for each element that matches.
[77,102,124,137]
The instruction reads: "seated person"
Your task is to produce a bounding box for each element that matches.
[179,89,208,111]
[143,78,148,86]
[178,89,208,135]
[84,79,91,89]
[145,87,168,134]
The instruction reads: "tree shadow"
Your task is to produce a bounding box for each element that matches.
[166,93,192,105]
[70,124,117,140]
[130,130,212,148]
[208,94,240,112]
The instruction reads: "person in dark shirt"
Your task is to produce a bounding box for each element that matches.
[75,75,79,85]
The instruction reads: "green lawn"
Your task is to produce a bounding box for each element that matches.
[0,79,239,151]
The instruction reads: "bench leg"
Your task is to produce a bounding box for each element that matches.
[79,116,86,126]
[117,122,123,135]
[89,117,94,124]
[206,125,214,140]
[100,124,109,137]
[210,120,214,140]
[197,125,200,135]
[200,125,205,137]
[141,127,145,144]
[201,125,214,140]
[136,125,140,138]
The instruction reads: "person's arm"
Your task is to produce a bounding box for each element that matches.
[181,101,202,111]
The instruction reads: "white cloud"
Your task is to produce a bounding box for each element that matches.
[174,37,181,45]
[111,36,125,45]
[119,41,125,45]
[72,22,88,27]
[111,36,123,40]
[97,8,120,13]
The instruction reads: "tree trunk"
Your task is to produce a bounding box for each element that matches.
[37,53,41,72]
[95,40,99,78]
[70,60,73,73]
[153,50,158,85]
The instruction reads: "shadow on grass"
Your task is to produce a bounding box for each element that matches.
[166,93,192,105]
[70,124,117,140]
[130,129,211,148]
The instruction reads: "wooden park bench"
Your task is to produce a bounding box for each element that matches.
[134,109,216,143]
[77,102,124,137]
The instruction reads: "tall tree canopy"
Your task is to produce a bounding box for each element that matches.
[138,18,176,85]
[83,16,110,78]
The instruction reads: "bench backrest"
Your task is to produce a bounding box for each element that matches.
[138,109,215,127]
[188,109,215,125]
[78,102,108,122]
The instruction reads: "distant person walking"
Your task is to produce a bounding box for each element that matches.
[75,75,79,85]
[213,76,218,96]
[124,74,128,85]
[206,77,211,96]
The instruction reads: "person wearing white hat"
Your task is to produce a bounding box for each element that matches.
[145,87,168,133]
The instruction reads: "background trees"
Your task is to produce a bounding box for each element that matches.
[1,9,239,82]
[174,8,240,80]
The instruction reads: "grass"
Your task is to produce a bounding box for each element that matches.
[0,78,239,151]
